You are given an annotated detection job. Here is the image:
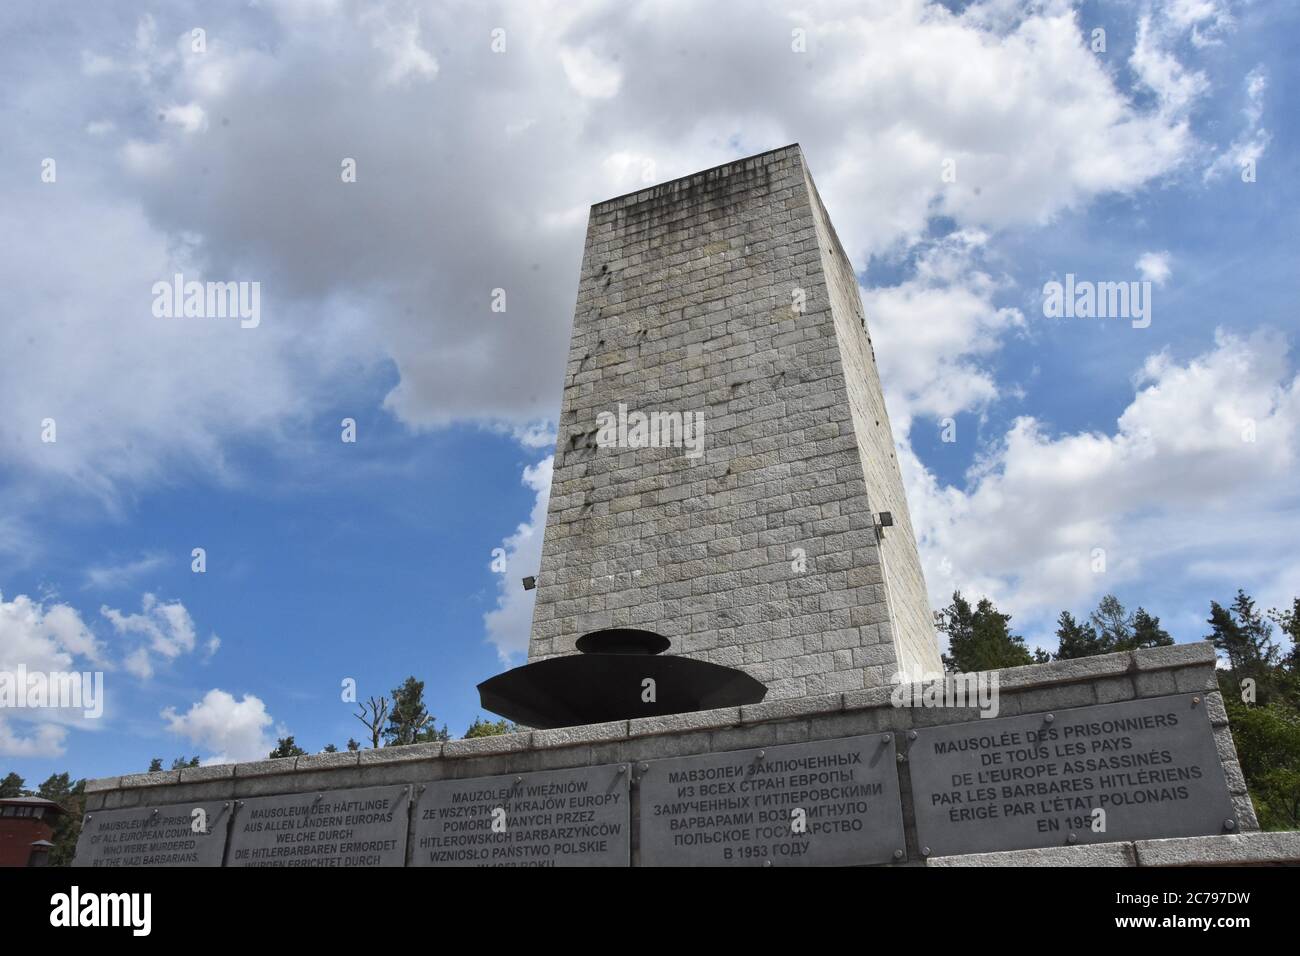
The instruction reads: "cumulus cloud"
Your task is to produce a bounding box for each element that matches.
[862,230,1025,432]
[161,688,275,764]
[100,593,208,679]
[483,457,553,662]
[0,591,104,757]
[909,329,1300,636]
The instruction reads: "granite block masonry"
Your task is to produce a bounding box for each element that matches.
[529,144,942,699]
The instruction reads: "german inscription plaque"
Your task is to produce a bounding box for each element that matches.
[226,785,410,867]
[412,764,629,867]
[74,802,231,867]
[909,694,1236,857]
[639,735,905,866]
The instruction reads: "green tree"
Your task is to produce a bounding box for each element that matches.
[1053,610,1107,660]
[1089,594,1134,650]
[1,771,26,797]
[346,738,361,752]
[464,717,518,739]
[385,677,450,746]
[37,773,85,867]
[1223,698,1300,830]
[170,756,201,769]
[147,758,164,773]
[269,736,307,759]
[939,592,1035,672]
[1128,607,1173,651]
[322,743,338,753]
[1208,590,1282,705]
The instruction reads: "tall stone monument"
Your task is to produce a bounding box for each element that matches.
[528,144,941,701]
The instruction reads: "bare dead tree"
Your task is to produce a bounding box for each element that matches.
[354,695,389,749]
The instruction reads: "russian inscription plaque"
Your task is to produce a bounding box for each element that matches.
[412,764,629,867]
[226,785,410,867]
[909,694,1236,857]
[639,735,905,866]
[74,802,231,867]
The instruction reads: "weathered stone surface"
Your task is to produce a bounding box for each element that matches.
[927,842,1137,867]
[119,771,179,788]
[359,742,442,765]
[179,763,235,783]
[1133,642,1215,670]
[526,145,941,697]
[532,719,629,749]
[1135,831,1300,866]
[442,732,534,759]
[295,751,360,771]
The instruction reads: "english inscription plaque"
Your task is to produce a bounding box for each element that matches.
[226,785,410,867]
[909,694,1236,857]
[639,735,905,866]
[412,764,629,867]
[74,802,231,867]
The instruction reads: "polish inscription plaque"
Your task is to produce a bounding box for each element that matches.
[412,764,629,867]
[74,802,231,867]
[639,735,905,866]
[226,785,410,867]
[909,694,1236,857]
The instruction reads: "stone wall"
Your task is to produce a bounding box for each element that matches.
[82,643,1259,866]
[528,144,939,699]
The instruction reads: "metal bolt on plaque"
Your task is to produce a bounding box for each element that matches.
[1224,819,1236,831]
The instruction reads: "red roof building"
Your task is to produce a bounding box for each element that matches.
[0,796,66,867]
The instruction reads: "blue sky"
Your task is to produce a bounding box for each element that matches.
[1,0,1296,783]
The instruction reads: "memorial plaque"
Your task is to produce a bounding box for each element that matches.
[412,764,629,867]
[74,802,231,867]
[639,735,905,866]
[226,785,410,867]
[909,694,1237,857]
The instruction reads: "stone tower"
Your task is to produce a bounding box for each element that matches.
[529,144,941,701]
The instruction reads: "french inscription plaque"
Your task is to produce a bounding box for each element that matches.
[909,694,1236,857]
[639,735,905,866]
[412,764,629,867]
[226,785,410,867]
[74,802,231,867]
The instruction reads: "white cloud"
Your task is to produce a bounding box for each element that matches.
[1204,66,1270,182]
[863,230,1025,432]
[161,688,275,764]
[909,329,1300,636]
[100,593,206,679]
[83,553,167,591]
[1136,251,1173,286]
[483,457,553,662]
[0,591,104,757]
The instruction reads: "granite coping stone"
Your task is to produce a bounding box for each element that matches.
[927,843,1137,867]
[295,751,360,771]
[1135,831,1300,866]
[359,742,442,765]
[179,764,235,783]
[118,771,180,788]
[441,731,534,758]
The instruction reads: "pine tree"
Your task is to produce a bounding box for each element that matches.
[1129,607,1173,650]
[1053,610,1108,660]
[0,771,25,797]
[939,592,1035,672]
[1089,594,1134,651]
[269,736,307,759]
